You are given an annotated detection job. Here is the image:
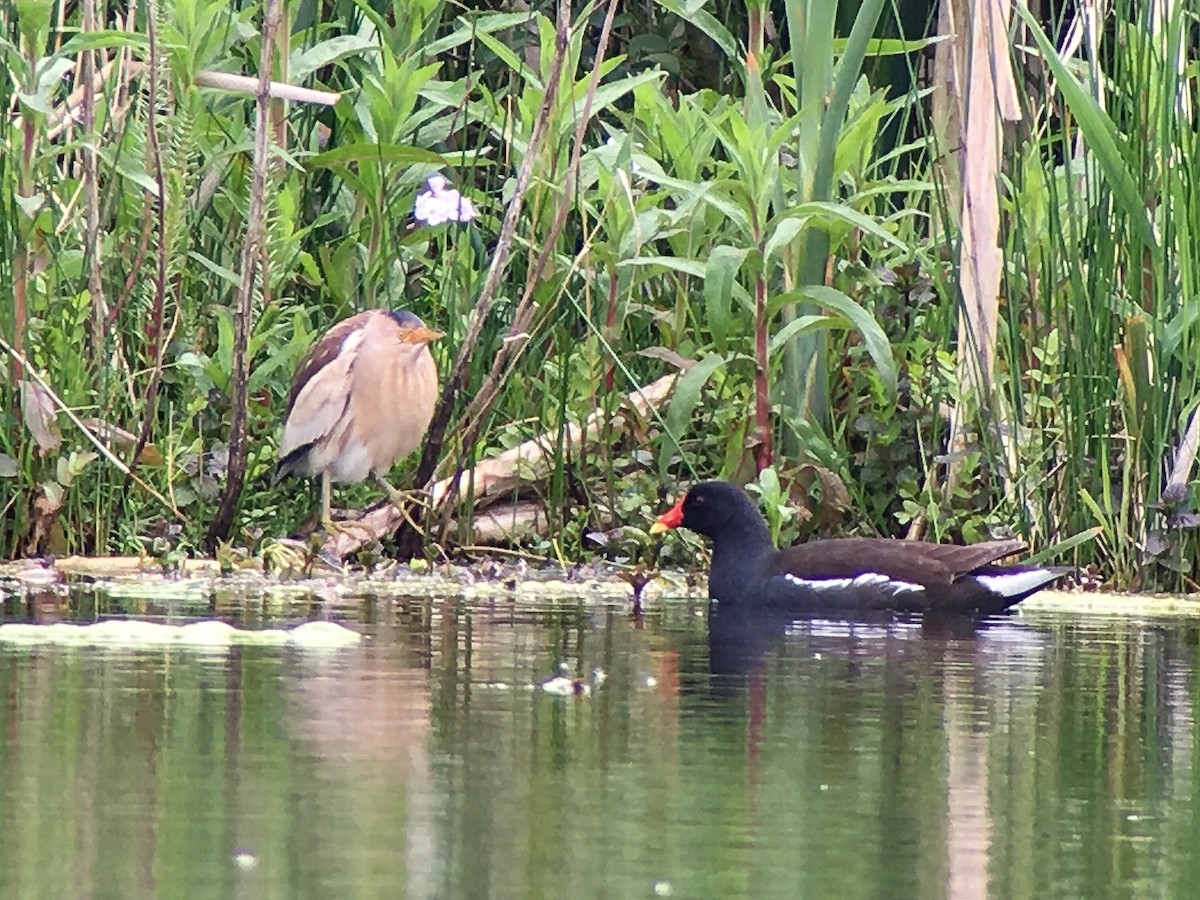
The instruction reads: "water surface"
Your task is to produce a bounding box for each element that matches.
[0,587,1197,899]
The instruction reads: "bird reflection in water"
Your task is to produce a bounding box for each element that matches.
[696,591,1041,899]
[281,613,437,898]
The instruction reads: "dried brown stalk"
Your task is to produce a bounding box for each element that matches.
[126,1,171,484]
[206,0,282,549]
[433,0,621,506]
[398,0,577,554]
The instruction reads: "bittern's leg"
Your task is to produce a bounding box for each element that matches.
[320,472,334,531]
[316,472,375,544]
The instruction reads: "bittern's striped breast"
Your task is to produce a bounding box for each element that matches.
[276,309,441,484]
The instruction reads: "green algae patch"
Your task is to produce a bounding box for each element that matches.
[0,619,362,649]
[1019,588,1200,617]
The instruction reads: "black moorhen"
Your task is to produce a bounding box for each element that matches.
[651,481,1069,615]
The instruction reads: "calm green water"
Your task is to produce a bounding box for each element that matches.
[0,590,1198,900]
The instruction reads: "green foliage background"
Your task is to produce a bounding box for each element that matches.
[1,0,1198,592]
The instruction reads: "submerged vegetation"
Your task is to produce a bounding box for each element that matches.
[0,0,1197,592]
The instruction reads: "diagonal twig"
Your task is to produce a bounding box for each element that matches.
[421,0,620,537]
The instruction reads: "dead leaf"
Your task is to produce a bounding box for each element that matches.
[20,379,61,456]
[792,463,850,528]
[80,417,139,448]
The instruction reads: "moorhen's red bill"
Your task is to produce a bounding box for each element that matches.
[651,481,1069,615]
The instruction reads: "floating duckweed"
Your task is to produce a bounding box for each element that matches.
[0,619,362,649]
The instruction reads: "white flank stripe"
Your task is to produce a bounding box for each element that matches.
[340,329,365,357]
[782,572,924,595]
[975,570,1055,598]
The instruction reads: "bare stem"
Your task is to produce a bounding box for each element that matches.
[206,0,281,549]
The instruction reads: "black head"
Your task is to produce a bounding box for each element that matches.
[652,480,762,540]
[386,309,426,330]
[385,309,444,344]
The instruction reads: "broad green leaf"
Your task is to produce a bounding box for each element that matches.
[576,70,663,118]
[767,200,907,262]
[772,285,897,396]
[188,251,239,289]
[763,217,805,266]
[617,256,706,278]
[249,353,296,395]
[475,30,539,87]
[850,179,933,202]
[657,175,753,239]
[832,36,946,57]
[768,313,841,353]
[291,34,378,83]
[15,0,54,47]
[1078,488,1113,536]
[1021,526,1102,567]
[215,308,235,386]
[660,353,726,475]
[96,147,160,196]
[57,31,149,54]
[423,12,540,57]
[704,246,747,352]
[650,0,738,63]
[296,250,321,283]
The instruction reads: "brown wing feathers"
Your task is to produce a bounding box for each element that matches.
[273,312,371,481]
[771,537,1027,586]
[284,312,371,416]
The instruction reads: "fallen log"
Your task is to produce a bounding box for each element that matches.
[322,373,678,558]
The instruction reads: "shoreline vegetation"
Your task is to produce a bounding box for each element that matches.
[1,1,1197,595]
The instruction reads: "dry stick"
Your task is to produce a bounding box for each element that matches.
[395,0,575,558]
[194,70,339,106]
[206,0,280,550]
[1163,403,1200,503]
[446,0,620,499]
[11,85,38,384]
[324,372,679,558]
[81,0,108,362]
[126,2,170,485]
[20,63,337,139]
[0,336,185,520]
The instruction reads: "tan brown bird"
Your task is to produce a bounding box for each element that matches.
[274,308,442,530]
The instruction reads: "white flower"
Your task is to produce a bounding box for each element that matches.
[413,174,477,225]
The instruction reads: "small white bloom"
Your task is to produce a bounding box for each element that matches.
[413,174,477,225]
[541,676,590,697]
[231,850,259,871]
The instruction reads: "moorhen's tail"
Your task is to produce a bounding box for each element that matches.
[936,565,1073,615]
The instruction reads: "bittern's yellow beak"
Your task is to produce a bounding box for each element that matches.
[400,325,444,344]
[649,497,685,535]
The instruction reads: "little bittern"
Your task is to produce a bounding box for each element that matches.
[274,309,442,530]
